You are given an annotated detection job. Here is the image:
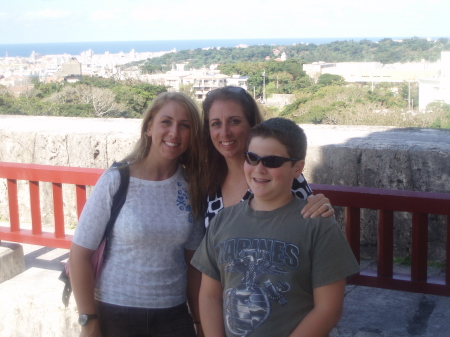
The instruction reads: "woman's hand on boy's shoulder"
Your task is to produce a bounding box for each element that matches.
[302,194,334,219]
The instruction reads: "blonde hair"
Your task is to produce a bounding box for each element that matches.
[123,92,204,219]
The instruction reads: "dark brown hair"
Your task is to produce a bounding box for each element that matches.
[248,117,307,161]
[201,87,264,197]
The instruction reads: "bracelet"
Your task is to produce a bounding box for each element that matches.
[193,321,201,324]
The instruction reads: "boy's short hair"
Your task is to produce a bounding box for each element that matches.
[248,117,307,160]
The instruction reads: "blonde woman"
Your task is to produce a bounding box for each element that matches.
[70,92,205,337]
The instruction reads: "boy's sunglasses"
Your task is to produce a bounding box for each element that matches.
[207,86,247,97]
[244,152,300,168]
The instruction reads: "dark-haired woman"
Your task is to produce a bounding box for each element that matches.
[201,86,334,228]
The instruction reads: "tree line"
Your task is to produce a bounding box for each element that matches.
[140,37,450,72]
[138,37,450,97]
[0,77,167,118]
[1,73,448,128]
[284,37,450,64]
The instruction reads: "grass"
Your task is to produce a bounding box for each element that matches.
[428,260,447,269]
[394,256,412,266]
[67,222,77,230]
[393,256,446,269]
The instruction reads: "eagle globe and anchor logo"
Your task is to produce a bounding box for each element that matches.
[224,248,292,336]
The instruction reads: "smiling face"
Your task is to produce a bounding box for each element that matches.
[208,99,252,161]
[146,100,191,163]
[244,136,304,211]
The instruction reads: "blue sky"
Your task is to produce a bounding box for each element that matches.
[0,0,449,44]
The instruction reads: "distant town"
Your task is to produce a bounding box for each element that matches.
[0,48,171,92]
[0,45,449,111]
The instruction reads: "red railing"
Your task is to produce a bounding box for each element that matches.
[0,162,449,296]
[0,162,103,249]
[311,184,450,296]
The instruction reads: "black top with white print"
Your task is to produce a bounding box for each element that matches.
[204,174,313,228]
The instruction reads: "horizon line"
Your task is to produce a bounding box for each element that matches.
[1,36,449,46]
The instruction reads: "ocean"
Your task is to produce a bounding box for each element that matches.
[0,37,414,58]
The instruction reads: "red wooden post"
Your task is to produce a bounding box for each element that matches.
[378,210,394,278]
[0,162,102,248]
[75,185,87,219]
[446,215,450,286]
[411,212,428,282]
[345,207,360,264]
[29,181,42,235]
[52,182,65,238]
[7,179,20,232]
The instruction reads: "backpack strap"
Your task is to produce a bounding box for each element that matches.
[102,161,130,241]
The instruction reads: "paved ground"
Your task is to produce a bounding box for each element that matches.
[333,284,450,337]
[0,240,449,337]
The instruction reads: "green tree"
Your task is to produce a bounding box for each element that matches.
[178,83,196,100]
[32,79,63,98]
[268,71,294,94]
[399,81,419,109]
[428,102,450,128]
[317,74,345,86]
[296,105,333,124]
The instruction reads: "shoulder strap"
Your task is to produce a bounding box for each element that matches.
[102,161,130,241]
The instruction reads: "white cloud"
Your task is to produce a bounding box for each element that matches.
[91,9,121,21]
[130,8,164,21]
[19,9,71,21]
[130,0,258,22]
[0,12,16,22]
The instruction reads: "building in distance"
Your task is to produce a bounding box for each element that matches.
[303,51,450,110]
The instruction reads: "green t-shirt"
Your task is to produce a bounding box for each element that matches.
[192,196,360,337]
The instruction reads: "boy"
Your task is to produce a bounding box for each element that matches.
[191,117,360,337]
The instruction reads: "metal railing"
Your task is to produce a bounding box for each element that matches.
[0,162,449,296]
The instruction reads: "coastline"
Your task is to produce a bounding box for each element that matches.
[0,36,436,58]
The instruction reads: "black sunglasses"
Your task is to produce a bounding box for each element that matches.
[206,86,255,124]
[244,152,300,168]
[206,86,248,97]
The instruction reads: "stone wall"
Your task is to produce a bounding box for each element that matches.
[1,116,449,261]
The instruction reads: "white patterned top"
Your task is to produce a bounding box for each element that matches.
[72,165,205,308]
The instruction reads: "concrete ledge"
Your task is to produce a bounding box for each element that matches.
[0,267,79,337]
[0,243,449,336]
[0,244,79,337]
[2,267,449,337]
[0,242,25,283]
[332,286,450,337]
